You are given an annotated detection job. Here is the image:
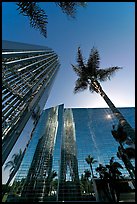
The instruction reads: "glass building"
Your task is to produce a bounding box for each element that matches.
[2,40,60,165]
[10,104,135,202]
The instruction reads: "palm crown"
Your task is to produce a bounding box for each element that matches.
[72,47,122,93]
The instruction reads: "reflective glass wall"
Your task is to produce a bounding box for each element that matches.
[11,105,135,202]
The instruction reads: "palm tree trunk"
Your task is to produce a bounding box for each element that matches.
[99,86,135,143]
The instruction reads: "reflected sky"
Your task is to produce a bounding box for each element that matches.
[10,105,135,186]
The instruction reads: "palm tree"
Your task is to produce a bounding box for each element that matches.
[96,158,123,202]
[4,149,24,186]
[85,155,97,178]
[106,156,123,179]
[72,47,135,143]
[85,155,99,201]
[16,2,86,38]
[106,157,124,202]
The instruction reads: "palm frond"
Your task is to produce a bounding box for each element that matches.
[71,64,82,77]
[96,66,122,82]
[87,47,100,76]
[56,2,86,18]
[85,155,97,164]
[112,162,123,169]
[92,159,98,164]
[77,47,85,68]
[74,78,88,94]
[16,2,48,38]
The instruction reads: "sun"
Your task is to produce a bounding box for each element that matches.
[106,114,112,119]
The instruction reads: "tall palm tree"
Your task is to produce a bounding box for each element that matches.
[4,149,24,186]
[16,2,86,38]
[85,155,99,201]
[72,47,135,143]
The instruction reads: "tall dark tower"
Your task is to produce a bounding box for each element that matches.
[2,40,60,165]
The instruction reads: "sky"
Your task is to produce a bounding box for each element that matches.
[2,2,135,184]
[2,2,135,109]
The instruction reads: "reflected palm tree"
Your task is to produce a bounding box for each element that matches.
[72,47,135,143]
[111,124,135,183]
[4,149,24,186]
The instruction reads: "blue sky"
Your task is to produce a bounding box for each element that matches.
[2,2,135,109]
[2,2,135,184]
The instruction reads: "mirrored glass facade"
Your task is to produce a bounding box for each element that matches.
[2,40,60,164]
[11,105,135,202]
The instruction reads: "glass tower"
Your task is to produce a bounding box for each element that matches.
[58,108,81,201]
[2,40,60,165]
[11,105,135,202]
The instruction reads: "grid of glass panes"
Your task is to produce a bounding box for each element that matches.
[2,48,60,164]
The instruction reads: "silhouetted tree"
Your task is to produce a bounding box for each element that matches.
[16,2,86,38]
[85,155,97,179]
[96,157,124,202]
[85,155,99,201]
[105,157,123,202]
[72,47,135,143]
